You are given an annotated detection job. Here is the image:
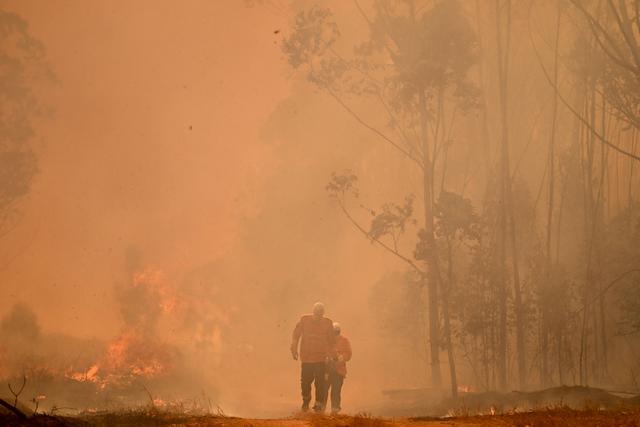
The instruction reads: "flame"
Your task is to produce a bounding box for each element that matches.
[65,331,173,388]
[132,268,180,314]
[64,268,180,388]
[40,266,228,397]
[105,333,135,369]
[105,332,173,377]
[66,364,100,383]
[457,384,474,393]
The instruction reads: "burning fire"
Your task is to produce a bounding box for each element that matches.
[64,268,181,388]
[132,268,180,314]
[3,265,230,404]
[65,330,176,388]
[457,384,475,393]
[66,364,99,383]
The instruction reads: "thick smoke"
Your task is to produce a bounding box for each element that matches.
[1,0,640,420]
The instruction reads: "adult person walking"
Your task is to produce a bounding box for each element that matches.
[290,302,334,412]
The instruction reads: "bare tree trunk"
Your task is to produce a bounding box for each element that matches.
[419,89,443,389]
[629,130,637,209]
[580,80,597,386]
[556,176,567,384]
[542,3,562,388]
[483,323,490,390]
[435,85,459,398]
[444,239,458,397]
[596,92,609,382]
[475,0,493,185]
[495,0,509,390]
[495,0,525,390]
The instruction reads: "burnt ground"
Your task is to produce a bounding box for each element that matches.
[2,387,640,426]
[1,409,640,427]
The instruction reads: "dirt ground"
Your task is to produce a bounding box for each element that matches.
[230,410,640,427]
[4,409,640,427]
[263,410,639,427]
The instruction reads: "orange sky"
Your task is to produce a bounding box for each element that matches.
[1,1,291,336]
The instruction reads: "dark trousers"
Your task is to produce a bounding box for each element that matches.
[327,371,345,411]
[300,362,327,408]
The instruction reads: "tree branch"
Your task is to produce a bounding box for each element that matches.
[336,198,425,276]
[353,0,373,26]
[569,0,638,76]
[608,0,640,71]
[574,269,640,317]
[529,17,640,162]
[326,87,425,169]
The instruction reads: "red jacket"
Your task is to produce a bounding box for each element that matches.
[330,335,352,377]
[291,315,334,363]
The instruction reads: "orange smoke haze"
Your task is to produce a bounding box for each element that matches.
[0,1,290,336]
[0,0,640,417]
[9,0,637,419]
[0,0,405,417]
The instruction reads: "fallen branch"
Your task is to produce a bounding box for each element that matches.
[0,397,27,420]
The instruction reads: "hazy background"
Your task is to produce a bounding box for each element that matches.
[0,0,413,417]
[0,1,288,335]
[2,0,639,419]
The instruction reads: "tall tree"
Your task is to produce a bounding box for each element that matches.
[494,0,527,390]
[0,9,51,236]
[284,0,479,392]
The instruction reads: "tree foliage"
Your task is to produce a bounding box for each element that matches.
[0,9,51,229]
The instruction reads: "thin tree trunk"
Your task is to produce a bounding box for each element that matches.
[596,91,609,381]
[629,130,636,209]
[542,3,562,388]
[419,89,443,389]
[495,0,509,390]
[444,239,458,397]
[495,0,525,390]
[555,175,567,384]
[475,0,493,186]
[581,80,597,386]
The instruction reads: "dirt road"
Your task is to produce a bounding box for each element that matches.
[207,409,640,427]
[4,408,640,426]
[208,418,460,427]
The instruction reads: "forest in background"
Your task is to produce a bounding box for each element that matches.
[1,0,640,418]
[280,0,640,397]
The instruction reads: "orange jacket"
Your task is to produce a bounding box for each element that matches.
[291,315,334,363]
[330,335,352,377]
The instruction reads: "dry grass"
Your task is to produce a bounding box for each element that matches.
[1,409,232,427]
[411,407,640,426]
[307,412,389,427]
[76,409,233,426]
[2,407,640,426]
[0,413,88,426]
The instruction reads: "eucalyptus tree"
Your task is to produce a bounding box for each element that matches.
[534,0,640,162]
[0,9,51,236]
[284,0,479,393]
[432,190,480,395]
